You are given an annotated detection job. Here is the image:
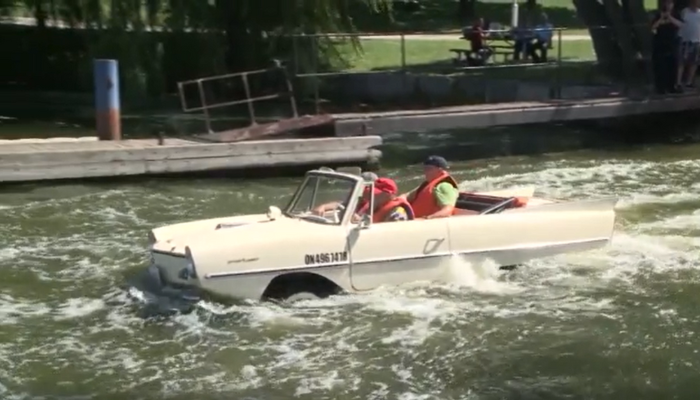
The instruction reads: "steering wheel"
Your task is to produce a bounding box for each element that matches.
[299,212,332,223]
[333,204,346,223]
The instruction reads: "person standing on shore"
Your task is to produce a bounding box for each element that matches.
[652,0,682,94]
[676,0,700,91]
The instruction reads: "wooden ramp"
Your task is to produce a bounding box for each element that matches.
[0,136,382,183]
[331,94,700,136]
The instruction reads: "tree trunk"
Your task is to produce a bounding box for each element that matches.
[573,0,653,90]
[216,0,263,72]
[32,0,47,28]
[573,0,623,77]
[624,0,653,84]
[602,0,641,89]
[458,0,476,25]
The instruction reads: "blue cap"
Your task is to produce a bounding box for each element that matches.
[423,155,449,169]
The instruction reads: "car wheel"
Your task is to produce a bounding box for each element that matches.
[285,291,321,302]
[261,273,342,303]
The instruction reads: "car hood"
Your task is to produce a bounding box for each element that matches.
[151,214,307,256]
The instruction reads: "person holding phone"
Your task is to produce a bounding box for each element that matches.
[676,0,700,91]
[652,0,683,94]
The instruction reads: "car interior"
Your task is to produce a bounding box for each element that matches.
[455,193,528,215]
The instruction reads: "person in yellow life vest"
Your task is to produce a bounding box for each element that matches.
[401,155,459,219]
[357,177,415,222]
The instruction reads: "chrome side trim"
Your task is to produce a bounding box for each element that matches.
[205,262,349,279]
[203,236,610,279]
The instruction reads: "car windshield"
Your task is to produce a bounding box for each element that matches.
[286,173,358,224]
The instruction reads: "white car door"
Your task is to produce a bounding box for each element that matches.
[347,218,451,291]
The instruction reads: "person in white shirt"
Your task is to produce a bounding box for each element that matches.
[677,0,700,91]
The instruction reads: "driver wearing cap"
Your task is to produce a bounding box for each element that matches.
[356,177,415,223]
[401,155,459,219]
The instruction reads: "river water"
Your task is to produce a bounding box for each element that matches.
[2,129,700,399]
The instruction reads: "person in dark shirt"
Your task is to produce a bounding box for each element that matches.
[467,18,486,50]
[465,18,493,66]
[652,0,683,94]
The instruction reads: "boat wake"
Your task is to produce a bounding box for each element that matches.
[1,153,700,398]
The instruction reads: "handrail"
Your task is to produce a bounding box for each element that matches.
[282,28,566,38]
[176,65,298,134]
[279,24,650,38]
[178,68,274,86]
[180,92,283,113]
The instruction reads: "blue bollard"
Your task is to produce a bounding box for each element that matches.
[93,59,121,140]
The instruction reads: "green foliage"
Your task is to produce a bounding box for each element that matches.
[0,0,394,95]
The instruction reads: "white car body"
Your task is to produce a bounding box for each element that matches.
[145,168,617,302]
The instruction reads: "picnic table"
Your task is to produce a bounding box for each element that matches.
[451,27,553,66]
[450,33,516,65]
[488,43,515,62]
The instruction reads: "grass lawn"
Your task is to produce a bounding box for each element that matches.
[354,0,659,32]
[339,37,595,72]
[431,28,594,36]
[478,0,656,8]
[325,35,608,87]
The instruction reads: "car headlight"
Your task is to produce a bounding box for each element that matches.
[184,246,197,279]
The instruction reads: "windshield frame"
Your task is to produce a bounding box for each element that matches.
[283,170,363,226]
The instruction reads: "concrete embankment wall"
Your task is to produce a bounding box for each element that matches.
[3,71,612,121]
[316,72,614,105]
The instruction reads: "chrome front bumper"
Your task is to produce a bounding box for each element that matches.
[143,264,203,303]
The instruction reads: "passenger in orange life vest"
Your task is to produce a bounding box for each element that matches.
[358,177,415,223]
[400,155,459,219]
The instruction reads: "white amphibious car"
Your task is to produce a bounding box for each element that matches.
[144,167,617,302]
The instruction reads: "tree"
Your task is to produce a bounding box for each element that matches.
[572,0,655,90]
[459,0,477,24]
[212,0,390,71]
[0,0,393,71]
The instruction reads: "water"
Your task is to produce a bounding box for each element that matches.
[2,134,700,399]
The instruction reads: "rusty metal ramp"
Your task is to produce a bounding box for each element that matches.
[192,114,334,143]
[178,65,332,143]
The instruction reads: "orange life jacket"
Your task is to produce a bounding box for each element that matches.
[373,197,415,223]
[356,199,369,214]
[410,171,459,218]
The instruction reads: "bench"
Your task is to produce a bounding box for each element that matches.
[492,50,513,62]
[450,48,499,66]
[489,44,514,62]
[450,46,513,65]
[449,48,473,65]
